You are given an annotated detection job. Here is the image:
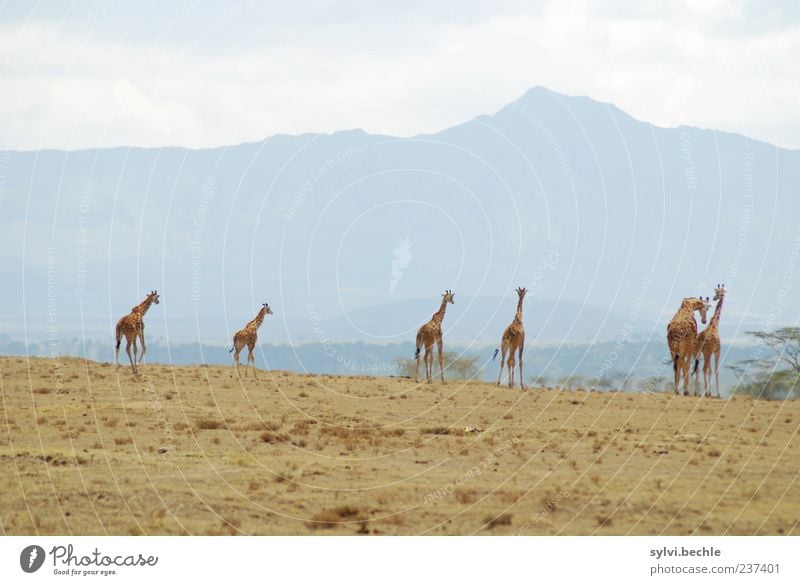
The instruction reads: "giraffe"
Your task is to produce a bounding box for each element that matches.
[695,284,726,398]
[229,303,273,378]
[415,290,455,384]
[115,290,160,374]
[667,296,710,396]
[494,287,527,389]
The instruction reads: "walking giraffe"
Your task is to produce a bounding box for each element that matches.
[415,290,455,384]
[667,296,710,396]
[695,284,726,398]
[230,303,273,377]
[494,287,527,389]
[115,290,160,374]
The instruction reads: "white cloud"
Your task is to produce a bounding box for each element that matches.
[0,0,797,150]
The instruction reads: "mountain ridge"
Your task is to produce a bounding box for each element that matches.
[9,86,795,155]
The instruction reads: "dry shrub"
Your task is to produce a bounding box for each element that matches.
[197,419,223,430]
[454,489,475,504]
[290,420,315,435]
[114,437,133,445]
[596,514,613,527]
[260,430,289,444]
[382,428,405,437]
[307,506,366,529]
[483,513,512,529]
[421,426,451,435]
[234,421,268,432]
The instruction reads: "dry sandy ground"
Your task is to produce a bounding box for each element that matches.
[0,356,798,535]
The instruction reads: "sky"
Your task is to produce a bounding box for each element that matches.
[0,0,798,151]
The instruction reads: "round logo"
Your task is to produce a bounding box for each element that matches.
[20,545,46,573]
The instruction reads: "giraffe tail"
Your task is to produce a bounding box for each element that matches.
[115,323,122,350]
[414,347,420,359]
[229,347,234,353]
[672,353,679,372]
[492,348,499,361]
[693,359,699,375]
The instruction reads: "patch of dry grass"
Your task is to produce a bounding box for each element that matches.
[1,356,798,536]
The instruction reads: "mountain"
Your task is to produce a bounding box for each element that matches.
[2,87,798,349]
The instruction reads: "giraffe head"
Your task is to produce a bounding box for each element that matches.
[442,290,455,304]
[148,290,160,305]
[698,296,710,324]
[262,303,274,315]
[516,287,527,300]
[713,284,726,301]
[681,296,709,324]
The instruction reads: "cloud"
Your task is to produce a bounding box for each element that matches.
[0,0,797,150]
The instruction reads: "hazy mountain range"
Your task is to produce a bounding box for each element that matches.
[3,87,798,357]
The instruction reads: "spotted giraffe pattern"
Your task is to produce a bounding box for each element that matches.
[695,285,726,398]
[496,287,527,389]
[115,290,160,374]
[230,303,273,377]
[415,290,455,384]
[667,296,710,396]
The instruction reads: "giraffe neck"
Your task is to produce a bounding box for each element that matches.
[432,298,449,324]
[249,307,267,330]
[710,296,724,327]
[514,296,524,323]
[134,297,155,317]
[675,300,697,321]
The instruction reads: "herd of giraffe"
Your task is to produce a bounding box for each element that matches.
[114,284,727,397]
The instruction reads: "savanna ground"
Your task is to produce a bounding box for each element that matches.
[0,356,798,535]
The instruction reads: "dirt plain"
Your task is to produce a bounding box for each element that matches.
[0,356,798,535]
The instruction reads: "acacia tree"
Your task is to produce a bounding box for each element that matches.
[729,327,800,400]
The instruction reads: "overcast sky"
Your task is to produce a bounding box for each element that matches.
[1,0,798,151]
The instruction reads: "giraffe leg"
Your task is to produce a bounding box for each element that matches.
[672,354,680,395]
[496,347,507,386]
[507,351,515,389]
[437,339,445,385]
[131,337,139,369]
[248,342,257,378]
[138,330,147,367]
[425,347,433,384]
[682,359,691,396]
[714,351,720,398]
[233,340,242,378]
[518,343,524,390]
[125,337,136,374]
